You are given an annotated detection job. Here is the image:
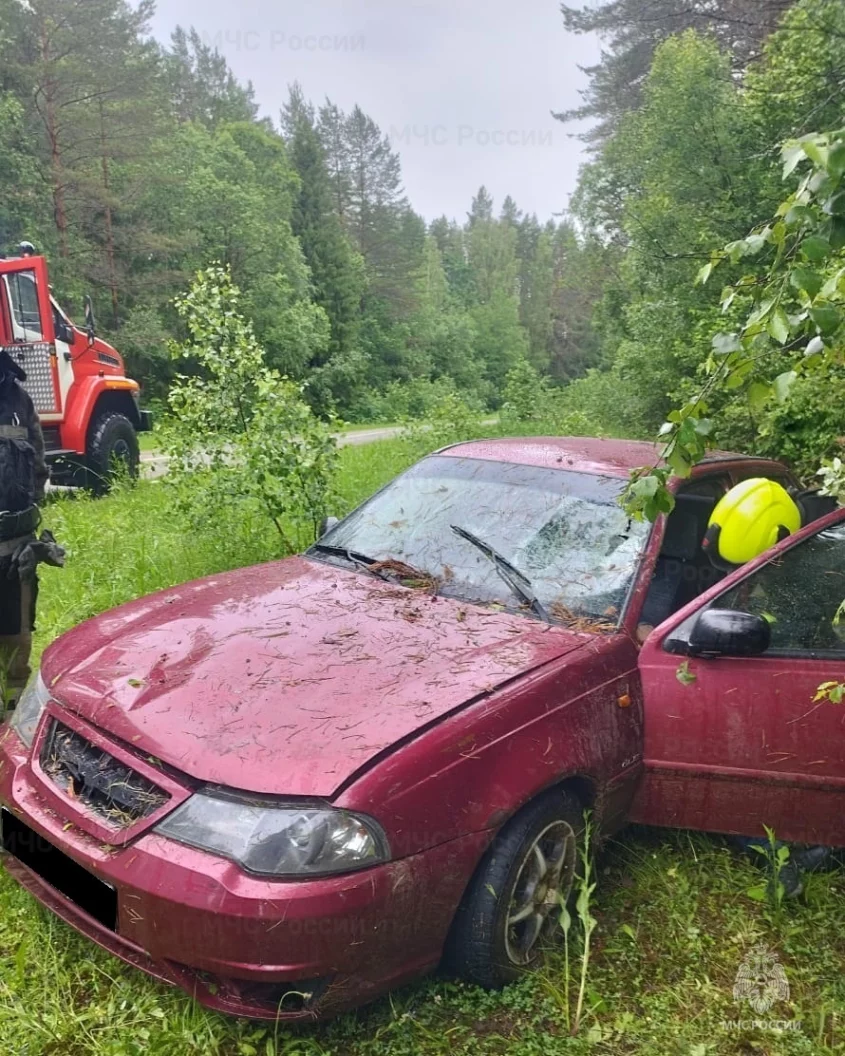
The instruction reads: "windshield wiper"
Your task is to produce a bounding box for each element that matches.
[450,524,551,623]
[309,543,393,580]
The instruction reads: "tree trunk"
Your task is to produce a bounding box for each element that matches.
[99,100,119,326]
[39,22,67,258]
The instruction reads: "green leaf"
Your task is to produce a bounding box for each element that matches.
[747,382,772,413]
[695,261,714,285]
[651,489,676,517]
[789,265,824,298]
[809,305,842,336]
[711,332,740,356]
[773,370,798,404]
[746,884,768,902]
[782,142,805,178]
[746,297,776,329]
[821,267,845,298]
[767,307,790,345]
[666,448,692,477]
[823,190,845,216]
[784,203,812,226]
[828,140,845,178]
[743,233,768,257]
[676,661,697,686]
[802,140,830,169]
[801,235,832,262]
[630,474,659,499]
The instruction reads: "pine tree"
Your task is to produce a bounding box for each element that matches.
[429,216,474,307]
[283,87,365,379]
[520,231,555,371]
[466,205,528,390]
[317,100,352,223]
[468,186,494,226]
[556,0,795,143]
[164,27,258,127]
[499,195,522,227]
[9,0,158,269]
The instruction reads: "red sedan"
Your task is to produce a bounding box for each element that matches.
[1,437,842,1020]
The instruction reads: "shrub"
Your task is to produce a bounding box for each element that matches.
[400,392,487,458]
[500,361,552,423]
[161,266,338,552]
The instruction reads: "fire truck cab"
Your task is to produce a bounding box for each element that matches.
[0,252,151,492]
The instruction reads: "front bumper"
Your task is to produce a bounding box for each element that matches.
[0,723,489,1020]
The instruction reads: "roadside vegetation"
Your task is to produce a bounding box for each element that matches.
[2,0,844,474]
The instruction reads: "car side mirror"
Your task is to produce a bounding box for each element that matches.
[684,608,771,658]
[319,516,339,538]
[56,320,75,345]
[83,295,96,343]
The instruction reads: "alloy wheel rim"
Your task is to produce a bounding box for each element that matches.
[504,819,576,966]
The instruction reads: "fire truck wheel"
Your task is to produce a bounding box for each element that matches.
[86,412,140,495]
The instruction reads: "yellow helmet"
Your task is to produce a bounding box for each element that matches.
[703,478,802,566]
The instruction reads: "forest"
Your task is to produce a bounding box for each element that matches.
[0,0,844,465]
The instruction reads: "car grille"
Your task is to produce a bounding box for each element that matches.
[40,720,169,829]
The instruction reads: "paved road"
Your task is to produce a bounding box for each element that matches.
[139,423,411,480]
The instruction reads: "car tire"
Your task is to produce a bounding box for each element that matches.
[446,789,583,988]
[86,412,139,495]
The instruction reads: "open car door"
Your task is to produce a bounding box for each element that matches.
[0,256,60,414]
[632,508,845,847]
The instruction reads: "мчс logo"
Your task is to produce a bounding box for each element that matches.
[733,945,789,1014]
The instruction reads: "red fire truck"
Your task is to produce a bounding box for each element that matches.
[0,251,151,492]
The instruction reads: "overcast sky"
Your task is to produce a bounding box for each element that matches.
[150,0,601,224]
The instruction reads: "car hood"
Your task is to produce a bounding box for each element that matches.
[42,558,588,796]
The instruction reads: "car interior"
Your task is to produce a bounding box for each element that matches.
[639,470,839,636]
[640,488,727,630]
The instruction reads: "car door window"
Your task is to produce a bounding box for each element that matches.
[3,271,43,341]
[718,523,845,658]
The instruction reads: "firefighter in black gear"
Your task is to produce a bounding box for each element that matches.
[0,349,62,706]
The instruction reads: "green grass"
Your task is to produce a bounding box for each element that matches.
[138,431,159,454]
[3,434,845,1054]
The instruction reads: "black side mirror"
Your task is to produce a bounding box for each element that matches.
[686,608,771,658]
[319,515,339,538]
[57,320,75,345]
[83,295,96,342]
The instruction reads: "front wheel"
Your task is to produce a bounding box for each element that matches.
[86,412,139,495]
[446,789,583,988]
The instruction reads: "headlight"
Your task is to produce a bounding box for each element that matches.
[9,671,50,747]
[154,791,389,878]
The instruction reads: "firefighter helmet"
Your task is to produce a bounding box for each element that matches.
[703,478,802,567]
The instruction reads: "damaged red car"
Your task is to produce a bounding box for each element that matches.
[1,437,843,1021]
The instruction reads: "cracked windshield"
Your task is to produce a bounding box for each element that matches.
[319,456,649,621]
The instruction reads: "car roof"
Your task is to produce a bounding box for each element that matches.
[440,436,786,480]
